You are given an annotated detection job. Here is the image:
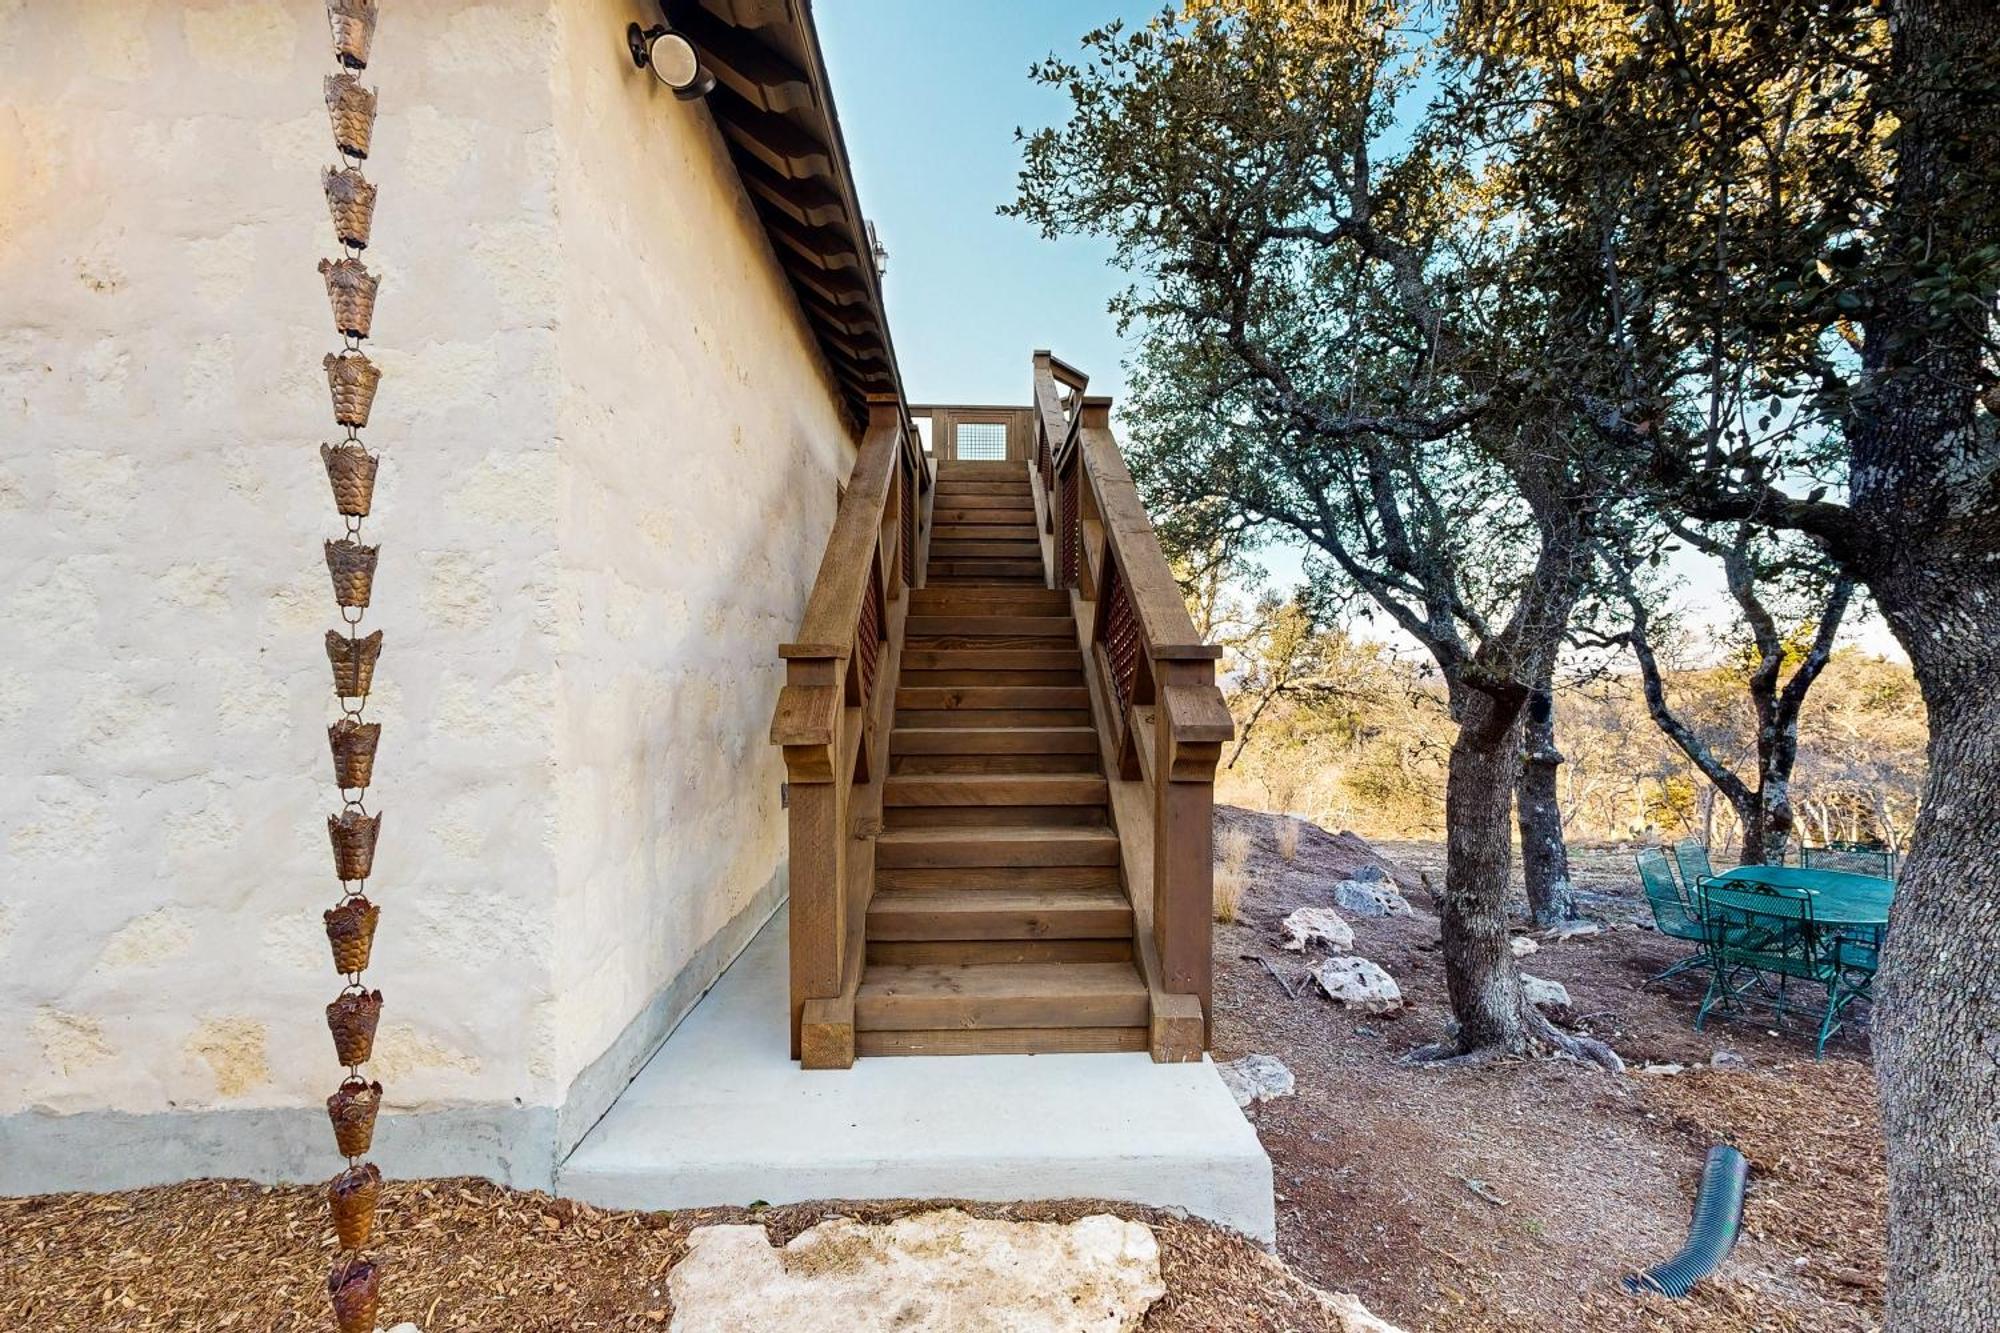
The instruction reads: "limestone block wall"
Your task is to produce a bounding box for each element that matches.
[0,0,853,1190]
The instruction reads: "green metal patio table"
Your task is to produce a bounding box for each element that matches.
[1708,864,1895,931]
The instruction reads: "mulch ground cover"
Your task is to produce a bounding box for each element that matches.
[1,1183,1362,1331]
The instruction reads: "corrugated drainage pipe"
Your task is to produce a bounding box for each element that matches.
[1623,1145,1750,1298]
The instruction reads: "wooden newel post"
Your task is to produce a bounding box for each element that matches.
[773,657,846,1059]
[1154,659,1231,1053]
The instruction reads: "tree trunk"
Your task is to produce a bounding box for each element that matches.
[1516,683,1575,924]
[1442,690,1537,1050]
[1874,665,2000,1329]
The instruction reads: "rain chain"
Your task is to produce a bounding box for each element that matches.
[316,4,387,1331]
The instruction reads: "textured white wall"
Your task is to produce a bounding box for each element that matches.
[0,0,851,1169]
[544,0,851,1097]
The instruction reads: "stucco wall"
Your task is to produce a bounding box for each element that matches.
[0,0,852,1189]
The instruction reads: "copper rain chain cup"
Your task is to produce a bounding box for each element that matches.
[325,896,381,974]
[323,166,378,249]
[327,990,383,1067]
[325,73,377,159]
[327,628,383,698]
[327,1076,383,1157]
[328,1257,381,1333]
[325,538,379,608]
[322,442,379,517]
[328,809,381,881]
[327,0,379,71]
[325,351,381,428]
[329,718,381,790]
[320,258,380,341]
[329,1161,383,1249]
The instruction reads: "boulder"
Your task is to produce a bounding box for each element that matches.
[1348,863,1388,883]
[1312,956,1403,1013]
[1519,974,1571,1009]
[1280,906,1354,952]
[1543,920,1601,942]
[1509,935,1540,959]
[1217,1053,1295,1107]
[1333,879,1413,919]
[667,1209,1164,1332]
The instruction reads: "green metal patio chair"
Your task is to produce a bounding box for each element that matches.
[1636,848,1707,982]
[1695,880,1864,1057]
[1802,844,1896,878]
[1671,838,1716,895]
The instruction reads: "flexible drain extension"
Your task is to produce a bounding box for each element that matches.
[1623,1145,1750,1298]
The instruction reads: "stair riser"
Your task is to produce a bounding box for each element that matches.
[867,900,1132,941]
[930,542,1043,559]
[889,726,1097,754]
[928,561,1047,579]
[855,1028,1147,1056]
[908,589,1066,611]
[891,754,1102,775]
[876,839,1120,869]
[934,480,1033,495]
[884,776,1108,805]
[901,649,1081,671]
[895,709,1092,728]
[855,993,1148,1031]
[907,616,1074,638]
[929,525,1042,543]
[899,670,1084,688]
[884,806,1109,830]
[896,687,1090,711]
[875,866,1122,890]
[867,939,1133,966]
[935,462,1026,479]
[932,495,1034,510]
[931,509,1046,526]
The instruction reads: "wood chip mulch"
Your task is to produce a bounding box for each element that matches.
[1,1181,1361,1332]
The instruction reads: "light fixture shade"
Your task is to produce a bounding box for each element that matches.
[627,21,716,101]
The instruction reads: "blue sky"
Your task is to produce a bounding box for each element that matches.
[816,2,1158,407]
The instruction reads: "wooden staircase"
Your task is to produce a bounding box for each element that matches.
[772,356,1231,1069]
[862,462,1146,1055]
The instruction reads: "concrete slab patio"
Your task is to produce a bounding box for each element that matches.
[557,907,1276,1243]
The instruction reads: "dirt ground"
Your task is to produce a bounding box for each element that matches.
[3,812,1885,1332]
[1218,807,1885,1331]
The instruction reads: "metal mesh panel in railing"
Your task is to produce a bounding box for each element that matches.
[857,563,883,704]
[1102,559,1141,710]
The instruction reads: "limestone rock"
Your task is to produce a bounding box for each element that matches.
[666,1209,1164,1332]
[1347,863,1388,883]
[1710,1049,1750,1072]
[1509,935,1539,959]
[1279,906,1354,952]
[1333,878,1413,919]
[1312,956,1403,1013]
[1543,920,1602,942]
[1520,974,1571,1009]
[1217,1054,1295,1107]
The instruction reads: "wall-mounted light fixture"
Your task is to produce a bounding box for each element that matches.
[628,21,716,100]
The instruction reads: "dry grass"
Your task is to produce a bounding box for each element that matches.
[1214,825,1253,922]
[1274,814,1302,863]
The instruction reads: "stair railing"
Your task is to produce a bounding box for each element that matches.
[771,397,930,1067]
[1030,352,1232,1059]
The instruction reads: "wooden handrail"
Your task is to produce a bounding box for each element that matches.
[1028,355,1231,1057]
[771,396,929,1066]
